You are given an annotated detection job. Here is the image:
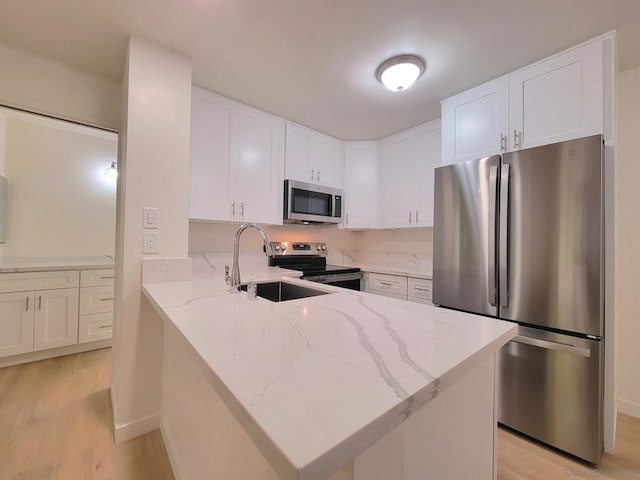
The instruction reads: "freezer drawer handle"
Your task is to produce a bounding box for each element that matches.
[512,335,591,358]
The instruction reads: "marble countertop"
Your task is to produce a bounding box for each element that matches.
[0,255,115,273]
[143,255,516,480]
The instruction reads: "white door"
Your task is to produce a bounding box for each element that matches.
[34,288,79,351]
[285,122,314,183]
[344,142,378,229]
[413,121,441,227]
[380,132,414,228]
[509,40,603,150]
[314,133,344,188]
[0,292,34,358]
[189,87,238,221]
[237,106,285,224]
[441,76,509,164]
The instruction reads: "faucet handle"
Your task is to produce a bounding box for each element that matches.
[224,265,231,285]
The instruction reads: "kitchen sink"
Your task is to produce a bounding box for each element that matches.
[240,281,331,302]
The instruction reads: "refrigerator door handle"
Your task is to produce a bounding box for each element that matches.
[512,335,592,358]
[499,164,510,307]
[488,166,498,306]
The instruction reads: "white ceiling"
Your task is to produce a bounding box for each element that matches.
[1,0,640,140]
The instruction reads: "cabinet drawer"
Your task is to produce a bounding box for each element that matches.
[366,273,407,296]
[78,312,113,343]
[81,269,115,287]
[0,270,79,294]
[368,290,407,301]
[407,296,433,305]
[80,286,114,315]
[408,277,432,300]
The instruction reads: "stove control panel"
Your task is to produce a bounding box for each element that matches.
[269,242,328,256]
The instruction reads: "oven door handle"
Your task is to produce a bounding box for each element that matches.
[303,272,362,284]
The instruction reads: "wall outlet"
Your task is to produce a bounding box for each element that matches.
[143,207,159,229]
[143,232,158,253]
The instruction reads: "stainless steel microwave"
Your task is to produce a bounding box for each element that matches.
[284,180,342,224]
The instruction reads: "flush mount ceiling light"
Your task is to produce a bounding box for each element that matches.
[376,54,426,92]
[104,161,118,180]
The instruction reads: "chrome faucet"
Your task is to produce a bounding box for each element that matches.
[230,223,273,292]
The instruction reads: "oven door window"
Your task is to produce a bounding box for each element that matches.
[291,189,332,216]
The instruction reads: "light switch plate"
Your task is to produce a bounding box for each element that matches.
[143,232,158,253]
[143,207,159,229]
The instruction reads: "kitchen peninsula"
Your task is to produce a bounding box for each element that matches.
[143,256,517,480]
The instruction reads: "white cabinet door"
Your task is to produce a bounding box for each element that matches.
[315,133,344,188]
[189,87,238,221]
[285,122,314,183]
[0,292,34,358]
[237,106,285,224]
[34,288,79,351]
[441,77,509,164]
[509,40,603,150]
[381,132,414,228]
[344,142,378,229]
[413,121,441,227]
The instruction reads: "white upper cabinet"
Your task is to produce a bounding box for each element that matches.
[380,120,441,228]
[189,86,285,225]
[509,40,603,150]
[441,35,610,161]
[344,142,378,229]
[285,122,344,188]
[236,106,285,224]
[441,77,509,165]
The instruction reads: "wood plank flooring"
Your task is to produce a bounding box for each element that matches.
[0,348,174,480]
[0,348,638,479]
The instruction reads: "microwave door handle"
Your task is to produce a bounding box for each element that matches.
[499,164,510,308]
[488,166,498,306]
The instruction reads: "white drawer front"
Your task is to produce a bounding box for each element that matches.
[366,272,407,296]
[80,285,114,315]
[407,295,433,305]
[408,277,432,300]
[78,312,113,343]
[368,290,407,301]
[81,269,115,287]
[0,270,79,294]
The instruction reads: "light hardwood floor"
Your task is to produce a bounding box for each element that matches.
[0,348,174,480]
[1,348,638,480]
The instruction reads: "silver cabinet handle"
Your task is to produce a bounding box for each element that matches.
[409,210,412,225]
[512,335,591,358]
[98,324,113,329]
[378,281,393,287]
[500,133,507,152]
[100,276,114,279]
[346,214,349,226]
[513,129,522,149]
[317,170,320,182]
[240,201,245,219]
[415,210,419,224]
[414,287,431,292]
[231,201,236,219]
[100,297,114,302]
[38,296,42,310]
[26,296,29,311]
[499,164,510,307]
[488,165,498,306]
[311,169,315,182]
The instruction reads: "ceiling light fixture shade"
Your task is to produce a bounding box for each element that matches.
[105,161,118,180]
[376,54,426,92]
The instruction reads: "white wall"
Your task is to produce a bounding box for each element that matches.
[1,112,117,257]
[0,41,121,131]
[615,65,640,419]
[111,36,191,441]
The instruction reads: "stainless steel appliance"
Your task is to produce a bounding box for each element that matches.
[284,180,343,224]
[433,135,605,464]
[268,242,362,290]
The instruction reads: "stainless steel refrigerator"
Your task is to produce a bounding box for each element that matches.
[433,135,604,464]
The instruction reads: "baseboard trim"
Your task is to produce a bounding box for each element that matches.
[160,418,186,480]
[0,340,111,368]
[618,398,640,419]
[114,412,161,444]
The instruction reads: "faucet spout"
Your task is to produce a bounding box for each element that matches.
[230,223,273,292]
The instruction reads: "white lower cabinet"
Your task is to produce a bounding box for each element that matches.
[364,272,433,305]
[79,269,114,344]
[78,312,113,344]
[0,292,35,357]
[407,277,433,305]
[34,288,79,351]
